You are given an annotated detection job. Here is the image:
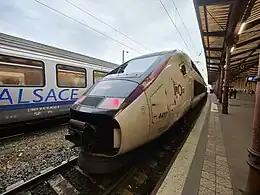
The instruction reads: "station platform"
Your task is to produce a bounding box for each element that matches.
[153,93,254,195]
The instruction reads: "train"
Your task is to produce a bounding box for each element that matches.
[0,33,119,126]
[65,49,207,174]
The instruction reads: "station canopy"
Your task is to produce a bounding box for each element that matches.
[193,0,260,84]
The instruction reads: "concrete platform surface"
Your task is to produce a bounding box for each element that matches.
[153,93,254,195]
[154,95,211,195]
[218,94,254,195]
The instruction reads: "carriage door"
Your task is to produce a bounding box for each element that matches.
[148,84,168,135]
[180,58,193,110]
[163,61,178,125]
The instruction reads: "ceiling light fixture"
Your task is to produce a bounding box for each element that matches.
[238,22,246,35]
[230,46,235,53]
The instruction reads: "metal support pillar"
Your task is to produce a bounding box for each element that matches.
[216,76,220,97]
[245,55,260,195]
[219,65,224,103]
[222,46,231,114]
[122,50,125,64]
[217,74,221,99]
[122,50,129,64]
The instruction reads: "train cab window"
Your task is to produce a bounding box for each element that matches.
[0,54,45,86]
[113,55,161,74]
[93,70,107,84]
[180,64,187,76]
[56,64,86,88]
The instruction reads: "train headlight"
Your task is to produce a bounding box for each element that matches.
[97,98,125,110]
[113,128,121,148]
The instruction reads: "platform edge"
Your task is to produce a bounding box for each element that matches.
[152,97,211,195]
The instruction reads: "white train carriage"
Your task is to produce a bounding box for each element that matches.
[0,33,118,126]
[66,49,207,173]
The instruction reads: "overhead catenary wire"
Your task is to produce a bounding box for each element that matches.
[159,0,189,50]
[64,0,151,52]
[34,0,142,54]
[170,0,197,52]
[165,0,204,75]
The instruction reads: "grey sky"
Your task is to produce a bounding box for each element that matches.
[0,0,208,83]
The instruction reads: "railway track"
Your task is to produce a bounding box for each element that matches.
[1,97,206,195]
[1,154,134,195]
[0,116,69,140]
[1,156,78,195]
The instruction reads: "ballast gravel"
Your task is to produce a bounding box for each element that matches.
[0,125,79,193]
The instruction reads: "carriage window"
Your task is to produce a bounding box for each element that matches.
[93,70,107,84]
[0,54,44,86]
[57,64,86,88]
[180,64,187,76]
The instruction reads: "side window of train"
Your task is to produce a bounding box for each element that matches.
[56,64,86,88]
[107,65,121,75]
[93,70,107,84]
[0,54,45,86]
[191,60,203,78]
[180,63,187,76]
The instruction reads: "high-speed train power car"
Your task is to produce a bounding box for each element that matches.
[66,49,207,173]
[0,33,118,126]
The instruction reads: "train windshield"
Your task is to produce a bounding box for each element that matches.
[111,55,162,75]
[88,79,138,98]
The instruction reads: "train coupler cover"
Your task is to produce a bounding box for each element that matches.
[65,119,96,147]
[65,119,86,147]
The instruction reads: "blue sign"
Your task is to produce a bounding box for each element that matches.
[247,76,256,82]
[0,88,79,105]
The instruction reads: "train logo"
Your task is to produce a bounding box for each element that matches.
[172,80,185,104]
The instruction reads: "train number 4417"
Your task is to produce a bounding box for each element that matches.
[158,111,168,119]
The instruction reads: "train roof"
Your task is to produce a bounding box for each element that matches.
[0,33,118,69]
[131,50,177,60]
[128,49,206,85]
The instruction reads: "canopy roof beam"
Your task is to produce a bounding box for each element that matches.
[197,0,235,6]
[203,31,226,36]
